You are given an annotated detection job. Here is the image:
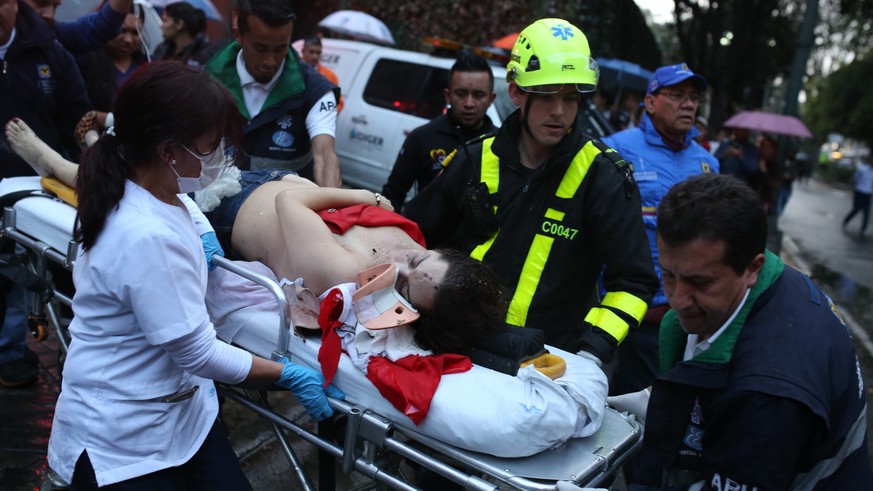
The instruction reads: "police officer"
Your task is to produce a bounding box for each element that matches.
[381,51,497,213]
[602,62,719,398]
[405,18,659,364]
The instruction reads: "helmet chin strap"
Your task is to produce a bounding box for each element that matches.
[520,92,535,138]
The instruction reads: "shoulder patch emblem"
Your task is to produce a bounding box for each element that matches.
[277,115,293,130]
[825,293,847,327]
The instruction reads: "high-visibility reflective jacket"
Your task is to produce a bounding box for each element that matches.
[405,110,659,353]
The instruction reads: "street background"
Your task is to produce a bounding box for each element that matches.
[2,176,871,489]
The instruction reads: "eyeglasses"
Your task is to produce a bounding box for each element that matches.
[518,83,596,94]
[658,91,702,104]
[180,139,226,169]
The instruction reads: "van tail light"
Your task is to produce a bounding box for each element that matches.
[393,100,417,113]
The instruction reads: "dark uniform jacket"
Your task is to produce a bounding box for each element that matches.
[151,33,220,67]
[1,1,90,179]
[381,111,496,213]
[635,252,873,490]
[206,42,338,176]
[405,109,658,356]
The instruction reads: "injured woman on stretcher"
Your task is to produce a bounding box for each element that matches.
[6,118,610,458]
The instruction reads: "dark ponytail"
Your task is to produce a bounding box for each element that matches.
[74,61,244,250]
[74,133,132,250]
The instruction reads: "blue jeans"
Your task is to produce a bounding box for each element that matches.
[0,242,30,364]
[203,168,295,232]
[844,190,871,233]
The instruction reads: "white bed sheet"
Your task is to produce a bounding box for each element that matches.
[0,177,76,253]
[207,262,609,458]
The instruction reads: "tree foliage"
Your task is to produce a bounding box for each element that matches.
[804,51,873,149]
[663,0,803,130]
[292,1,661,75]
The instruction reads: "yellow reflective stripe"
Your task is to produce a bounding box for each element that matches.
[584,307,630,344]
[544,208,564,220]
[480,138,500,194]
[470,232,497,261]
[482,140,605,327]
[556,140,600,198]
[469,139,502,262]
[507,233,554,326]
[602,291,649,323]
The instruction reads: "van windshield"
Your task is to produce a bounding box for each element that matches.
[493,79,515,122]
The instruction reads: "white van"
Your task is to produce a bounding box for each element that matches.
[318,38,516,192]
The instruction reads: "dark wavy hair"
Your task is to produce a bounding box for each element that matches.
[657,173,767,275]
[75,62,244,250]
[164,1,207,37]
[413,249,508,354]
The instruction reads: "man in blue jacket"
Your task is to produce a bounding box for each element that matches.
[24,0,131,55]
[621,174,872,490]
[0,0,90,386]
[603,63,718,398]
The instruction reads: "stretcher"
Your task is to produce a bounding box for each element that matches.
[0,176,643,490]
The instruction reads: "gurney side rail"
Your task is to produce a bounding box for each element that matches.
[212,256,291,361]
[218,385,499,491]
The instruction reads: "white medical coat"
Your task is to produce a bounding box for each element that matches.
[48,181,221,486]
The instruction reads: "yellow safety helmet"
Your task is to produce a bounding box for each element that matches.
[506,18,599,94]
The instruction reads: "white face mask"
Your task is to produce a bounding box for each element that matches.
[170,139,227,193]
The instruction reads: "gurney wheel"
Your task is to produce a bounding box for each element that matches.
[30,321,48,342]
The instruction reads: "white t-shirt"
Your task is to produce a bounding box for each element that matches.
[855,162,873,194]
[0,28,15,59]
[47,181,246,486]
[236,50,337,139]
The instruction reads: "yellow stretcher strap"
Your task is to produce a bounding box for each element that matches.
[602,291,649,323]
[41,177,78,208]
[584,307,630,344]
[519,352,567,380]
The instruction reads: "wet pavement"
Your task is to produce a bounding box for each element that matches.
[2,176,872,490]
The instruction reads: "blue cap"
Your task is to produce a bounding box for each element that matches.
[646,62,707,95]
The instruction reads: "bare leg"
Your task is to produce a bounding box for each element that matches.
[4,118,79,187]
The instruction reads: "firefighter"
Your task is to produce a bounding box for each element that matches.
[405,18,658,364]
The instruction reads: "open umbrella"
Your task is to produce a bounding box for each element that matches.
[596,58,653,92]
[319,10,395,45]
[146,0,223,21]
[492,32,519,51]
[723,111,813,139]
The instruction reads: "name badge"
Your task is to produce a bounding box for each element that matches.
[635,171,658,182]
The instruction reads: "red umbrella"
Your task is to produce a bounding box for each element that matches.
[722,111,813,138]
[492,32,519,50]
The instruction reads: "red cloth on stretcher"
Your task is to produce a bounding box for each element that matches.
[366,353,471,425]
[316,204,427,248]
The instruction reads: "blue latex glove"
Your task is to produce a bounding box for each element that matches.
[200,231,224,271]
[276,357,345,421]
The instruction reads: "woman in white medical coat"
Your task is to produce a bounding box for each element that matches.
[46,62,343,490]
